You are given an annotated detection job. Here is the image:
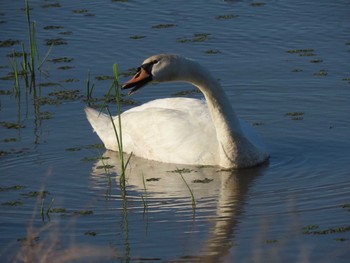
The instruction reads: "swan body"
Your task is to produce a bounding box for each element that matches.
[85,54,269,168]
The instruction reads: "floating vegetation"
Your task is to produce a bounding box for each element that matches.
[287,49,314,54]
[38,82,60,87]
[65,147,82,152]
[0,121,25,129]
[38,111,53,120]
[285,112,304,120]
[95,75,114,81]
[73,210,93,216]
[299,53,316,57]
[81,156,110,162]
[250,2,266,6]
[43,25,64,30]
[152,23,176,29]
[216,14,238,20]
[59,31,73,35]
[335,238,348,242]
[7,51,27,58]
[342,77,350,83]
[291,68,303,72]
[85,231,97,236]
[192,178,213,184]
[130,35,146,40]
[0,39,20,47]
[73,9,89,14]
[177,33,211,43]
[0,185,26,192]
[66,143,104,152]
[314,69,328,76]
[0,89,12,95]
[310,59,323,63]
[57,65,74,70]
[171,89,201,96]
[45,38,67,46]
[146,178,161,182]
[48,57,74,63]
[112,0,129,2]
[1,137,18,143]
[60,78,79,83]
[303,225,350,235]
[1,200,23,206]
[265,239,278,244]
[341,203,350,211]
[49,207,67,213]
[22,190,50,198]
[205,49,222,54]
[168,168,195,174]
[41,3,61,8]
[48,90,83,100]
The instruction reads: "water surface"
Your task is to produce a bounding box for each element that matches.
[1,0,350,262]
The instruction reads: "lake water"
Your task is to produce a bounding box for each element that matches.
[1,0,350,262]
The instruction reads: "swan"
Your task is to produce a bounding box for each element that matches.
[85,54,269,168]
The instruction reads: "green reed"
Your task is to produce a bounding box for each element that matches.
[178,168,196,211]
[102,64,132,192]
[85,69,95,104]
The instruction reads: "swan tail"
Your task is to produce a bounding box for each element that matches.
[84,107,118,151]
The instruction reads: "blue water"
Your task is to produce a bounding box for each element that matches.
[1,0,350,262]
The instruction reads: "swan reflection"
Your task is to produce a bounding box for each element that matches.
[90,151,265,261]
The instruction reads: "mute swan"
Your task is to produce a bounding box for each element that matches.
[85,54,269,168]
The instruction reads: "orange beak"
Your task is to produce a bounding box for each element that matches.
[122,67,152,95]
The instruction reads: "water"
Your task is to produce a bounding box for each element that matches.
[1,0,350,262]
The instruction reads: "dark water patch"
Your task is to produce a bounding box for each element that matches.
[41,3,61,8]
[1,200,23,206]
[95,75,114,81]
[177,33,211,43]
[21,190,50,198]
[310,59,323,63]
[43,25,64,30]
[57,65,75,70]
[205,49,222,54]
[216,14,239,20]
[0,185,26,192]
[37,111,53,120]
[130,35,146,40]
[0,39,20,48]
[7,51,27,58]
[59,31,73,35]
[250,2,266,7]
[59,78,79,83]
[45,38,68,46]
[38,82,60,87]
[1,137,18,143]
[48,57,74,63]
[313,69,328,76]
[192,178,213,184]
[0,89,12,95]
[0,121,25,129]
[152,24,176,29]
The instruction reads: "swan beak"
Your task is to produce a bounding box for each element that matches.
[122,67,152,95]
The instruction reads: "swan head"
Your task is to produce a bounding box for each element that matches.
[122,54,183,95]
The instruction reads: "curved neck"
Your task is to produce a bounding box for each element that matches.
[178,59,250,168]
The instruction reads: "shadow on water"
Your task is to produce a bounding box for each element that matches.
[91,150,266,262]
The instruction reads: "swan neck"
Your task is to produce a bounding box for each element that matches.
[181,60,246,167]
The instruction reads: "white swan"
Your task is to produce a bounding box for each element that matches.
[85,54,269,168]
